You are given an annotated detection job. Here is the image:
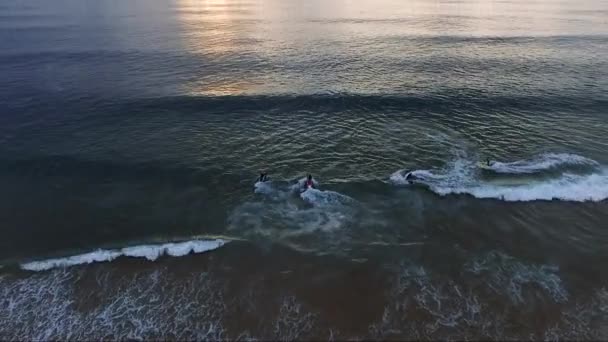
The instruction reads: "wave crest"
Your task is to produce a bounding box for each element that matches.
[433,171,608,202]
[486,153,598,174]
[390,153,607,202]
[21,239,227,272]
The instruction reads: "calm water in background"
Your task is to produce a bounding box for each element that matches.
[1,0,608,339]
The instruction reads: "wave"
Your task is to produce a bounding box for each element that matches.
[20,239,227,272]
[10,92,595,117]
[0,154,214,183]
[433,171,608,202]
[484,153,598,174]
[390,153,608,202]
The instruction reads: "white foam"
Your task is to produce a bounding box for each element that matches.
[392,155,608,202]
[20,250,123,271]
[227,186,358,254]
[486,153,598,174]
[21,239,227,272]
[466,251,568,304]
[433,171,608,202]
[1,262,227,340]
[273,296,316,340]
[299,188,353,206]
[254,180,273,194]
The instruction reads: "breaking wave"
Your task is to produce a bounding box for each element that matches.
[484,153,598,174]
[433,171,608,202]
[20,239,227,271]
[391,153,608,202]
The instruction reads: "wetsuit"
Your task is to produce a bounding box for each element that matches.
[405,172,415,185]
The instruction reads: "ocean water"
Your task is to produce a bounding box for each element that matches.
[1,0,608,339]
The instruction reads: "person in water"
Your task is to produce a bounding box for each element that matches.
[486,158,494,167]
[305,174,315,189]
[258,172,269,182]
[405,171,415,185]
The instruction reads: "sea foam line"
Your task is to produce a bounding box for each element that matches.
[21,239,227,272]
[390,164,608,202]
[487,153,598,174]
[432,171,608,202]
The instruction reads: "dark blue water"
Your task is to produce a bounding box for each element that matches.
[1,0,608,339]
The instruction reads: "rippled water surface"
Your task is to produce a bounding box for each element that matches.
[1,0,608,339]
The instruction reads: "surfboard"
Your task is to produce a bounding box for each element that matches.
[409,178,431,186]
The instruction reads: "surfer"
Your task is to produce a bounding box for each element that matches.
[477,158,495,170]
[258,172,269,182]
[305,174,315,189]
[405,171,416,185]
